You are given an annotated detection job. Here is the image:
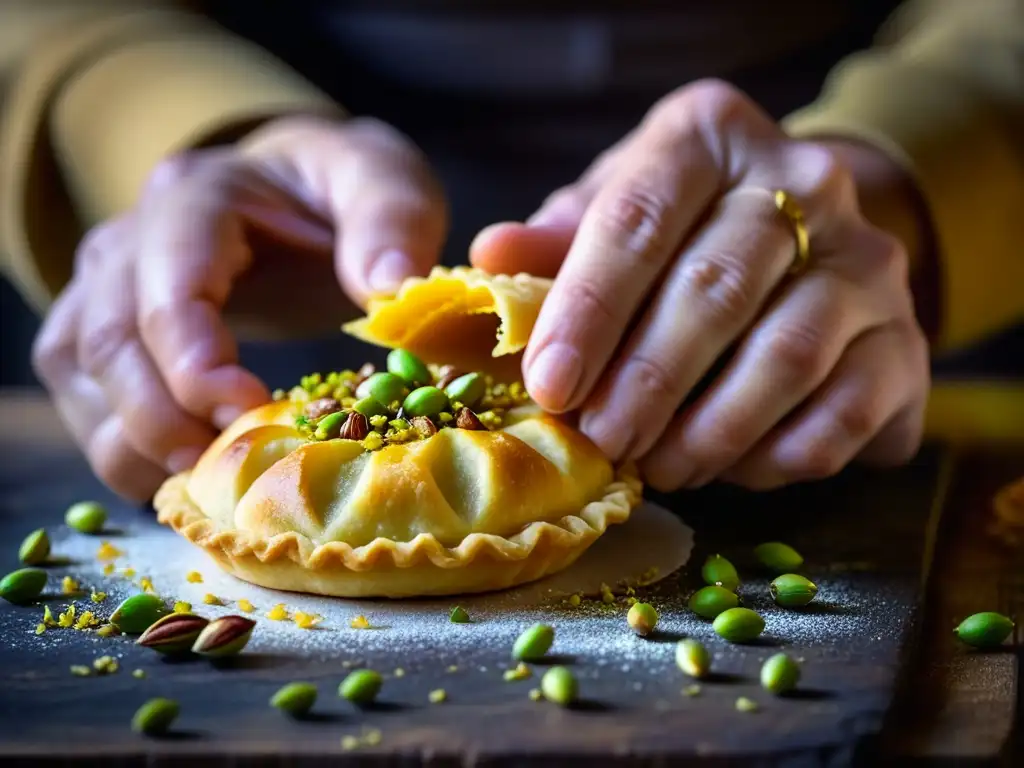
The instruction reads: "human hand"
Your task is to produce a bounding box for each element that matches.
[32,116,447,501]
[472,80,929,492]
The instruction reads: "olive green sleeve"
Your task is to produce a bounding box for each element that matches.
[0,2,339,313]
[784,0,1024,352]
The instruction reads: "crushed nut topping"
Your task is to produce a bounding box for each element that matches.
[293,611,323,629]
[237,599,255,613]
[96,542,123,561]
[185,571,203,584]
[266,604,289,621]
[202,594,223,606]
[350,615,371,630]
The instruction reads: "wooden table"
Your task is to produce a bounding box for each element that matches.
[0,391,1018,767]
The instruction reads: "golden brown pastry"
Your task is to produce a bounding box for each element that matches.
[155,268,642,597]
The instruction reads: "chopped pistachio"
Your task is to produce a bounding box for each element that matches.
[735,696,759,713]
[202,593,223,606]
[58,605,76,628]
[428,689,447,704]
[682,684,702,697]
[96,624,119,638]
[34,623,46,635]
[350,615,371,629]
[266,604,289,621]
[70,665,91,677]
[139,577,156,594]
[568,594,581,607]
[293,611,323,629]
[42,606,57,627]
[449,606,470,623]
[173,601,192,614]
[102,563,116,576]
[341,735,360,751]
[132,669,146,679]
[93,655,119,674]
[95,542,123,561]
[121,567,136,579]
[90,590,107,604]
[528,688,543,701]
[503,662,532,682]
[393,668,405,678]
[61,576,80,595]
[447,665,459,673]
[237,599,255,613]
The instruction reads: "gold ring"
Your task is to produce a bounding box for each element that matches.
[773,189,811,275]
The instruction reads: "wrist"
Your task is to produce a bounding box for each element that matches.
[812,137,941,340]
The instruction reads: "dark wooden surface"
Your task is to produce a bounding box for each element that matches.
[0,392,1018,767]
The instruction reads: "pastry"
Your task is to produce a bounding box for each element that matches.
[155,267,642,597]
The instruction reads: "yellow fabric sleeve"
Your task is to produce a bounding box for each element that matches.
[784,0,1024,353]
[0,2,338,313]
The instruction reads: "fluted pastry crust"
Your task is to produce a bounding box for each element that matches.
[155,268,641,597]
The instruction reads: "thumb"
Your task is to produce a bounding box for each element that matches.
[469,222,576,278]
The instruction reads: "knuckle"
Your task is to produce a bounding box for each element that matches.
[75,222,121,273]
[31,327,68,384]
[680,250,756,326]
[654,78,745,125]
[793,143,856,214]
[593,183,672,261]
[78,321,136,380]
[832,397,880,443]
[765,323,828,381]
[783,443,845,481]
[625,355,679,403]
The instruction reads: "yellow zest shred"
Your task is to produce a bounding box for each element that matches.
[503,662,531,682]
[266,604,289,621]
[186,571,203,583]
[58,605,76,628]
[139,577,156,594]
[428,689,447,703]
[202,593,223,606]
[61,576,79,595]
[173,601,192,614]
[528,688,543,701]
[237,599,255,613]
[70,665,91,677]
[121,567,136,579]
[349,615,370,629]
[96,624,118,638]
[90,590,107,604]
[35,623,46,635]
[96,542,123,561]
[42,606,57,627]
[293,611,323,629]
[393,668,405,678]
[132,669,146,679]
[102,563,116,576]
[74,611,100,630]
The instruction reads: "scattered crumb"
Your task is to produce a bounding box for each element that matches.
[393,668,405,678]
[203,593,224,606]
[132,669,146,679]
[34,623,46,635]
[341,735,359,751]
[736,697,759,713]
[682,684,701,697]
[293,611,323,629]
[428,689,447,703]
[447,665,459,673]
[173,601,192,614]
[139,577,156,594]
[93,655,118,674]
[121,567,136,579]
[237,599,255,613]
[266,604,289,621]
[58,605,76,628]
[96,542,123,561]
[61,576,79,595]
[186,571,203,583]
[364,729,382,747]
[568,594,581,607]
[503,662,531,682]
[350,615,370,629]
[528,688,543,701]
[90,590,107,604]
[74,610,100,630]
[42,606,57,627]
[70,665,91,677]
[96,624,118,638]
[102,563,116,576]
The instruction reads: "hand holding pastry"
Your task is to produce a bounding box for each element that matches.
[472,80,930,492]
[32,116,447,501]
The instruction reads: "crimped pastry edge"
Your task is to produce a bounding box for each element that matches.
[154,465,642,598]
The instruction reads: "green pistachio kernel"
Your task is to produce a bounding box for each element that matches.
[339,669,383,704]
[0,568,47,604]
[403,386,450,418]
[701,554,740,591]
[954,612,1015,648]
[65,501,107,534]
[735,696,759,713]
[271,682,318,716]
[18,528,50,565]
[313,410,347,440]
[754,542,804,573]
[357,372,408,408]
[770,574,818,608]
[131,698,180,735]
[688,585,740,619]
[353,397,387,418]
[110,593,170,634]
[387,348,431,386]
[512,623,555,661]
[675,638,711,679]
[444,373,486,408]
[626,602,659,636]
[712,607,766,643]
[449,606,470,623]
[540,666,578,706]
[761,653,801,694]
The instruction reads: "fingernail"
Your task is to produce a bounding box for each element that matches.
[526,343,582,412]
[167,446,204,474]
[213,405,245,430]
[367,249,416,294]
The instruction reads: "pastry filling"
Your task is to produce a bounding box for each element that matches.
[271,348,532,453]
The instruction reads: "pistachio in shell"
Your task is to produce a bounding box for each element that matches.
[191,615,256,657]
[136,613,210,655]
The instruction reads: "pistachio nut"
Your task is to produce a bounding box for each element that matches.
[353,396,387,418]
[403,386,449,418]
[626,602,659,637]
[131,698,180,735]
[712,607,766,643]
[701,554,740,591]
[688,585,740,619]
[110,594,170,634]
[754,542,804,573]
[313,410,347,440]
[769,574,818,608]
[18,528,50,566]
[540,666,577,706]
[192,615,256,657]
[444,373,485,408]
[512,623,555,661]
[760,652,801,694]
[339,669,383,704]
[304,397,342,421]
[65,501,107,534]
[387,348,431,386]
[954,611,1015,648]
[675,638,711,679]
[0,568,47,604]
[449,606,470,623]
[337,412,370,441]
[136,613,210,655]
[356,372,408,408]
[271,682,318,716]
[455,408,486,431]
